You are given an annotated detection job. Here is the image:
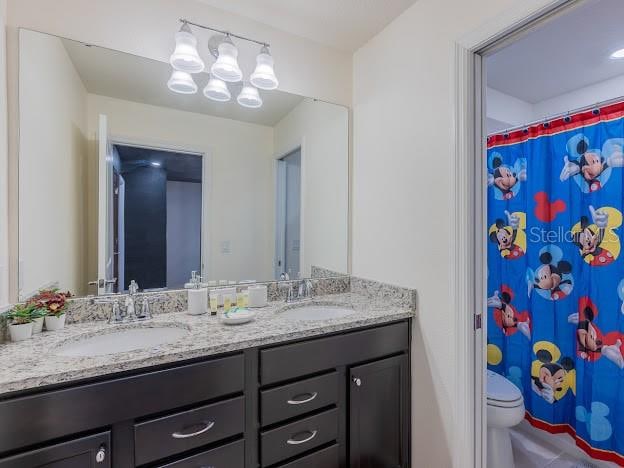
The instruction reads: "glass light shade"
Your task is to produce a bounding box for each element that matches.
[250,46,279,90]
[170,24,205,73]
[611,48,624,59]
[237,83,262,108]
[211,37,243,82]
[203,76,231,102]
[167,70,198,94]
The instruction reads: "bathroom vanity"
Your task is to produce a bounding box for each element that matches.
[3,24,413,468]
[0,291,413,468]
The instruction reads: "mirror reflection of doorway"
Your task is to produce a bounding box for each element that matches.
[275,148,301,280]
[110,144,203,292]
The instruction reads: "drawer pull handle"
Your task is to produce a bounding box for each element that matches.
[287,392,318,405]
[171,421,215,439]
[286,429,318,445]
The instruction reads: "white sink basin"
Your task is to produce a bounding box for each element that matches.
[55,326,189,357]
[279,304,356,321]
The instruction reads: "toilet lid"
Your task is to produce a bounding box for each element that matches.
[486,370,523,405]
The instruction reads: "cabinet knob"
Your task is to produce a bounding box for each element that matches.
[95,446,106,463]
[353,377,362,387]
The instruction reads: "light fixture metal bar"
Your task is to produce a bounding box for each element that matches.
[180,18,269,47]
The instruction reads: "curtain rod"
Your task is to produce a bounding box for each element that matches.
[494,94,624,136]
[179,18,269,48]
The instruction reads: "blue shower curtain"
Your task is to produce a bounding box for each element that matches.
[487,101,624,465]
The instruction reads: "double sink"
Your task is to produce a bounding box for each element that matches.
[54,302,356,358]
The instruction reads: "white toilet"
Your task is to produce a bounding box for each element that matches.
[486,370,525,468]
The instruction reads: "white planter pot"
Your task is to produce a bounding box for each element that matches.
[45,314,66,331]
[9,322,33,342]
[32,316,44,334]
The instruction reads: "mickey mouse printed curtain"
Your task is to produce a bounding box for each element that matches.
[487,101,624,465]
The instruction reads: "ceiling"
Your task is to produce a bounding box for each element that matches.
[486,0,624,104]
[61,37,303,127]
[116,145,203,183]
[196,0,418,52]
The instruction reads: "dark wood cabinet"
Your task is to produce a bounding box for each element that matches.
[0,320,411,468]
[349,354,409,468]
[0,432,110,468]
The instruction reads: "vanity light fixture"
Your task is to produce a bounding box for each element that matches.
[237,82,263,108]
[170,22,205,73]
[211,36,243,82]
[610,48,624,59]
[167,70,198,94]
[167,19,279,108]
[203,75,231,102]
[250,46,279,90]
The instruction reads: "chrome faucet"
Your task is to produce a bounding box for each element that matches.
[125,280,139,320]
[298,279,313,299]
[91,280,156,324]
[283,279,314,303]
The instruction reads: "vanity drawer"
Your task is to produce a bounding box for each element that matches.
[134,396,244,466]
[157,439,244,468]
[261,371,338,426]
[276,444,339,468]
[260,408,339,467]
[260,321,409,385]
[0,354,244,454]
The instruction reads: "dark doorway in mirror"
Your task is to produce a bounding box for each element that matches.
[115,144,202,292]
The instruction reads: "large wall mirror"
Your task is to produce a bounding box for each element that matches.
[18,28,349,299]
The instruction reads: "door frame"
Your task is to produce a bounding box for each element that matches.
[451,1,578,467]
[106,135,210,291]
[273,143,305,279]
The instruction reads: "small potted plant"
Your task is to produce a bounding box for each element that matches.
[30,289,72,331]
[29,307,46,334]
[6,304,34,341]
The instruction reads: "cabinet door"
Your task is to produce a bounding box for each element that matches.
[0,432,110,468]
[349,355,409,468]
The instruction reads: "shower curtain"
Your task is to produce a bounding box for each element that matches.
[487,101,624,465]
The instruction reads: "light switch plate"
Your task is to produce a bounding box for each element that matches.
[220,241,231,254]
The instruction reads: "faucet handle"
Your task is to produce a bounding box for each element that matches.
[138,296,152,320]
[128,280,139,295]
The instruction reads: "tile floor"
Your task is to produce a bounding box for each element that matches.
[509,422,618,468]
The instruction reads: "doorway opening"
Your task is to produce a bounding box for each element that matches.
[466,0,624,467]
[110,144,203,292]
[274,148,302,280]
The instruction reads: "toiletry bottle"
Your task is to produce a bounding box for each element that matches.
[209,291,218,316]
[237,290,244,307]
[243,289,249,307]
[224,294,232,312]
[187,272,208,315]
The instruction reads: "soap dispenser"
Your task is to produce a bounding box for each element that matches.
[187,271,208,315]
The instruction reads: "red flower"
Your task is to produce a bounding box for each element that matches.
[28,289,72,316]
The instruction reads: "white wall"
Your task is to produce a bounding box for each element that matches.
[351,0,549,466]
[166,181,202,288]
[533,73,624,120]
[487,73,624,134]
[486,86,533,133]
[86,94,275,284]
[0,0,7,308]
[19,31,87,298]
[274,99,349,277]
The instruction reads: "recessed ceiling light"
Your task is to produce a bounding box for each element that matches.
[610,48,624,59]
[151,161,161,167]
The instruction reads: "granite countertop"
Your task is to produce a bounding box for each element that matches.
[0,292,415,396]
